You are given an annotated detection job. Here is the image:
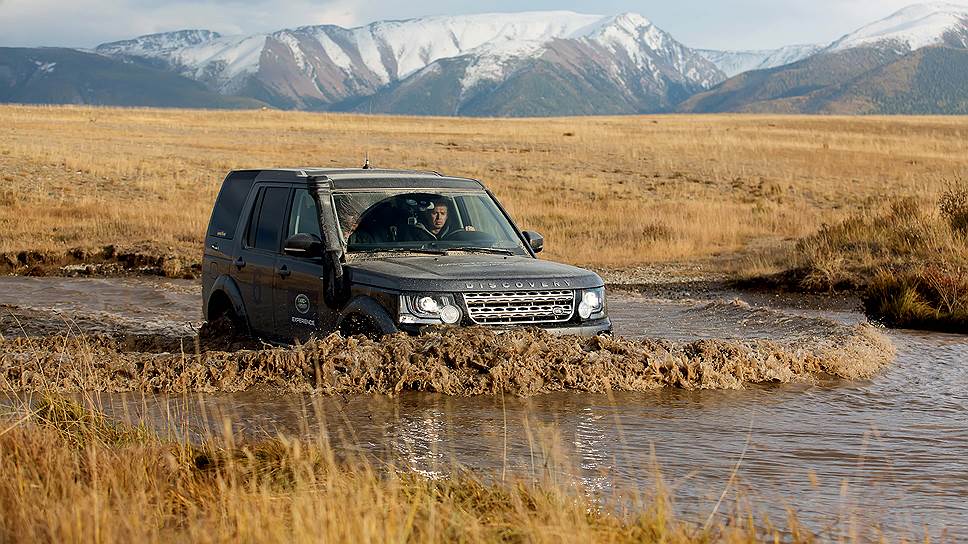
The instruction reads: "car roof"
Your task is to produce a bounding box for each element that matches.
[236,168,486,190]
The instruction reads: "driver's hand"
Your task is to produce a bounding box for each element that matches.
[465,226,476,231]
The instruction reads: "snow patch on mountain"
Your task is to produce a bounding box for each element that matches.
[319,11,604,85]
[306,29,353,72]
[828,2,968,52]
[699,45,821,77]
[98,31,267,91]
[98,30,221,55]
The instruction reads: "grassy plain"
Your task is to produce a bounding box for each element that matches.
[2,105,966,272]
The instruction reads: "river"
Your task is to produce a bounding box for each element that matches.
[0,276,965,539]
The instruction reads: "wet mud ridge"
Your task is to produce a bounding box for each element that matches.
[0,311,895,396]
[0,244,200,279]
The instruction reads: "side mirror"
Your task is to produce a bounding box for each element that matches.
[283,233,323,258]
[522,230,544,254]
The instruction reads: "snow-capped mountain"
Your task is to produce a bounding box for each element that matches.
[698,45,822,77]
[827,2,968,52]
[682,2,968,115]
[95,11,724,115]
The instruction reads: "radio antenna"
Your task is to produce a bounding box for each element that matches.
[362,101,373,169]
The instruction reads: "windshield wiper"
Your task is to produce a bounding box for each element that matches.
[350,248,447,256]
[446,247,515,256]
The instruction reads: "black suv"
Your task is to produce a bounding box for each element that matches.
[202,168,611,341]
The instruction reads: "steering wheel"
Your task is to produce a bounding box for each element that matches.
[442,229,495,243]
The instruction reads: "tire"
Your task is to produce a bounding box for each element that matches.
[201,305,246,341]
[338,314,382,340]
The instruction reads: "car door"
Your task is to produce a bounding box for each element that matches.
[274,188,327,342]
[236,184,291,336]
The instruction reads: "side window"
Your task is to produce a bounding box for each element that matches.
[245,186,290,252]
[287,189,322,239]
[208,171,256,239]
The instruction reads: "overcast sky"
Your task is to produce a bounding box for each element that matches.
[0,0,955,51]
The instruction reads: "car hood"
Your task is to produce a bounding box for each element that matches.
[345,254,603,292]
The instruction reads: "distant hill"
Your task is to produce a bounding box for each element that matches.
[811,46,968,114]
[681,2,968,114]
[0,47,265,109]
[680,47,905,113]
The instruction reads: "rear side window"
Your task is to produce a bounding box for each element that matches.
[246,187,290,252]
[287,189,322,239]
[208,171,256,239]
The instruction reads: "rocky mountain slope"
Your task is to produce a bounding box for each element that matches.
[0,47,263,109]
[5,3,968,115]
[682,2,968,114]
[94,12,725,115]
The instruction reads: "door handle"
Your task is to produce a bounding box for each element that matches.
[234,257,246,270]
[277,265,291,278]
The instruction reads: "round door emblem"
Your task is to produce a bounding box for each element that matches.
[294,294,310,315]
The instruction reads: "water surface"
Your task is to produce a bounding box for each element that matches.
[1,277,965,539]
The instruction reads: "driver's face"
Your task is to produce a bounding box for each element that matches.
[427,204,448,231]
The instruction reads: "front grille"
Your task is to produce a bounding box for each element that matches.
[462,290,575,325]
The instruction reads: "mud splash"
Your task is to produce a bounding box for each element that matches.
[0,322,894,396]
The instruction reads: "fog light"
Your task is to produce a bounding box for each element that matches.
[440,305,461,324]
[578,302,593,319]
[417,296,440,314]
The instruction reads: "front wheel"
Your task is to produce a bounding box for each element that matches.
[338,314,382,340]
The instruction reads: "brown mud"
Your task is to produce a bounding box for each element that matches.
[0,321,894,396]
[0,244,200,279]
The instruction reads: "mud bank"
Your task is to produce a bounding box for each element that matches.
[0,321,895,395]
[0,244,200,279]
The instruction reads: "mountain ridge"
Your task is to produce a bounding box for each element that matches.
[94,11,725,115]
[5,4,968,115]
[681,2,968,114]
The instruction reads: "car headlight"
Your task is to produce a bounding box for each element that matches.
[578,287,606,320]
[400,294,462,324]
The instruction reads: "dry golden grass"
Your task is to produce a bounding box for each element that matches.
[779,184,968,331]
[2,105,967,271]
[0,395,841,543]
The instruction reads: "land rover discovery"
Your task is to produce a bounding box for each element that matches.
[202,168,611,341]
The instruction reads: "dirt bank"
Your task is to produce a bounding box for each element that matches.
[0,321,894,396]
[0,244,200,279]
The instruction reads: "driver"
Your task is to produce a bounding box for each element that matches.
[402,197,454,241]
[423,199,451,237]
[403,196,477,241]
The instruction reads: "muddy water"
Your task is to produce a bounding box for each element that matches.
[1,278,966,539]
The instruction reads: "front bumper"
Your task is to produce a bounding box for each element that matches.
[398,317,612,337]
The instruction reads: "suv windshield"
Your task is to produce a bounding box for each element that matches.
[333,190,530,255]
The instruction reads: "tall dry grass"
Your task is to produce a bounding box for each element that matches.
[0,395,828,544]
[748,182,968,331]
[2,105,967,269]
